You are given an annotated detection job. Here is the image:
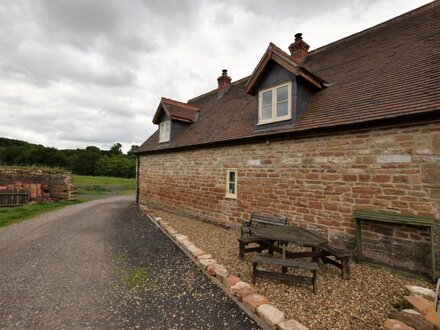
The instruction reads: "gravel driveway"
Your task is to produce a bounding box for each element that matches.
[0,196,258,329]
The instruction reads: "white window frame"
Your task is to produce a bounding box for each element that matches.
[159,120,171,143]
[258,81,292,125]
[225,169,237,199]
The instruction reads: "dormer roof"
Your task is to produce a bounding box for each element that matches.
[152,97,199,124]
[245,42,328,95]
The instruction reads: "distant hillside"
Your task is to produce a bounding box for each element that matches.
[0,137,34,147]
[0,137,138,178]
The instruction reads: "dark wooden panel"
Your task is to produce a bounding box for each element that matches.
[0,190,29,207]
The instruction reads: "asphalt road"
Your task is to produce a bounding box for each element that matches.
[0,196,258,330]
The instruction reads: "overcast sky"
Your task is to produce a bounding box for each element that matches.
[0,0,432,152]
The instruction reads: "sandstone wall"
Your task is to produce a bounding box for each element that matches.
[138,121,440,273]
[0,168,75,202]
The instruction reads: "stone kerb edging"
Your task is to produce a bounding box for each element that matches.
[383,285,440,330]
[147,212,309,330]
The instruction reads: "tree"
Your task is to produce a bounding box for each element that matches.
[71,149,101,175]
[95,155,136,178]
[127,145,139,157]
[0,137,136,178]
[85,146,101,152]
[110,143,122,155]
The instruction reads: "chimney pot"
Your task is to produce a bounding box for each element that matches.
[289,32,310,64]
[217,69,231,97]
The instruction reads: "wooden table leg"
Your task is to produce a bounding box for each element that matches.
[281,247,287,273]
[239,240,245,260]
[341,257,351,280]
[313,269,318,294]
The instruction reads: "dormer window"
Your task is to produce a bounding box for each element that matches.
[258,81,292,125]
[159,120,170,143]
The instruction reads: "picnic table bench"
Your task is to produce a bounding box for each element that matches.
[238,213,288,259]
[252,255,319,294]
[319,243,351,280]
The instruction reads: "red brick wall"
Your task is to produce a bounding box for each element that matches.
[0,168,75,202]
[138,122,440,273]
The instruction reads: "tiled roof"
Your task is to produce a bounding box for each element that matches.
[244,42,328,93]
[139,2,440,154]
[152,97,199,124]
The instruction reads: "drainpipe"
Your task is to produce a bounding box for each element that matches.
[136,156,140,205]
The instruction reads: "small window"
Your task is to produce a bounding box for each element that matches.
[225,169,237,198]
[258,81,292,125]
[159,120,170,143]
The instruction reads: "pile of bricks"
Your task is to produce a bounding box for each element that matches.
[152,214,308,330]
[0,168,75,202]
[384,285,440,330]
[0,183,45,200]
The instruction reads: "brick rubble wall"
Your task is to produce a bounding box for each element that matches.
[0,168,75,202]
[138,122,440,274]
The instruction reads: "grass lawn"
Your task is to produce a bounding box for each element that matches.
[72,175,136,196]
[0,200,84,228]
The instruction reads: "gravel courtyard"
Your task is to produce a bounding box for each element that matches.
[0,196,258,330]
[148,207,435,330]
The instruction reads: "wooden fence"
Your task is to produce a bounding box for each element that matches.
[0,190,29,207]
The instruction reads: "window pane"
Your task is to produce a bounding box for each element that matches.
[277,85,288,102]
[228,171,236,194]
[262,90,272,106]
[262,105,272,120]
[277,101,288,117]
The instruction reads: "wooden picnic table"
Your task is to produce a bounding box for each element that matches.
[250,226,328,293]
[251,226,351,280]
[251,226,328,248]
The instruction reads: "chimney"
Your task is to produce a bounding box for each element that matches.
[217,69,231,97]
[288,33,310,64]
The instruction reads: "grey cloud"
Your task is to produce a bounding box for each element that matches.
[56,116,148,145]
[36,0,121,45]
[140,0,200,14]
[228,0,380,20]
[1,95,32,107]
[0,42,136,87]
[34,0,156,54]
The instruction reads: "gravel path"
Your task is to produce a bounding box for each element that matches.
[150,208,436,330]
[0,196,131,329]
[0,196,258,330]
[112,203,259,329]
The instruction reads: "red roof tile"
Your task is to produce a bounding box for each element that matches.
[139,2,440,154]
[152,97,199,124]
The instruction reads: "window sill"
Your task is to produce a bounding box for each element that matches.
[257,116,292,126]
[225,194,237,199]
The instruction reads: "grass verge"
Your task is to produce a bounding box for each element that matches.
[0,200,84,228]
[123,266,148,291]
[112,252,148,292]
[73,175,136,196]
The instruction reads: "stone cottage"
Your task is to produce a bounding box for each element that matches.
[137,3,440,275]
